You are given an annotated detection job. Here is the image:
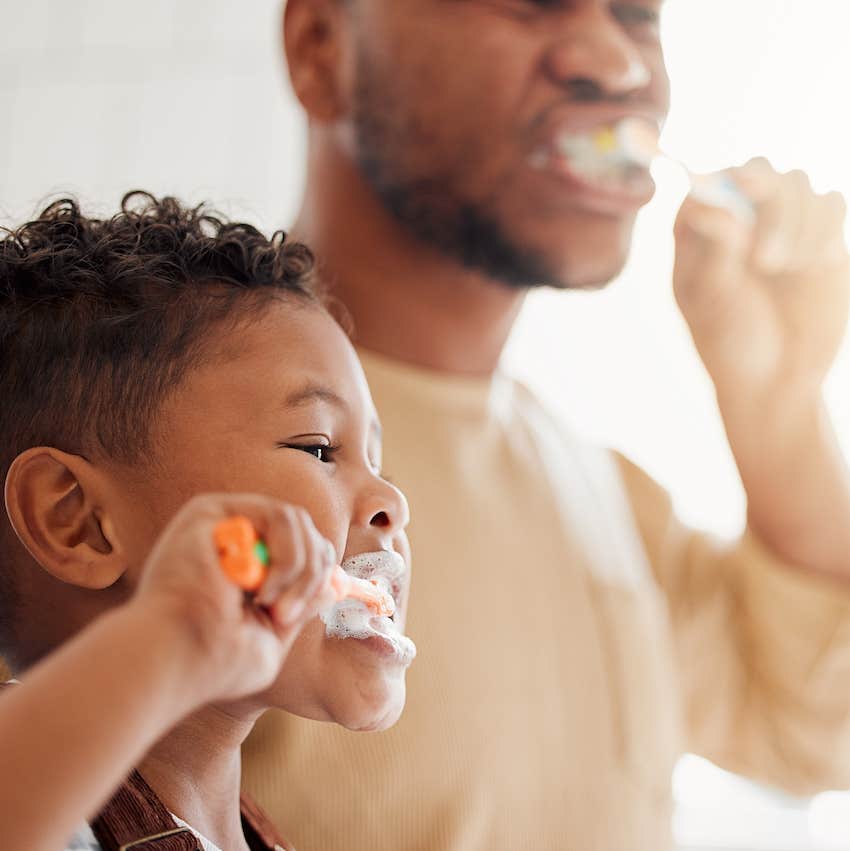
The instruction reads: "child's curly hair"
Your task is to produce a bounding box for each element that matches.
[0,191,319,659]
[0,190,317,467]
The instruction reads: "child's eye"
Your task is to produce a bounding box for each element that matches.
[301,444,337,462]
[285,443,338,462]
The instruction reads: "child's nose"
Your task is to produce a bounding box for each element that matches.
[359,477,410,535]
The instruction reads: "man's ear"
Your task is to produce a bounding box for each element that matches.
[284,0,352,121]
[4,447,125,590]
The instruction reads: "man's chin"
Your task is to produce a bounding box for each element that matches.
[462,210,636,291]
[542,261,628,292]
[504,249,629,292]
[522,226,635,291]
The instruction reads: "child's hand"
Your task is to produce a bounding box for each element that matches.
[131,493,338,704]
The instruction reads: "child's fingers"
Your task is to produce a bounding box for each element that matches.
[266,564,337,633]
[200,494,299,550]
[257,503,310,589]
[264,554,335,629]
[149,493,338,625]
[253,505,310,606]
[256,508,335,618]
[262,522,337,627]
[200,496,318,590]
[171,493,289,553]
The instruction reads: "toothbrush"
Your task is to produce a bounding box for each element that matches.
[213,516,395,617]
[604,118,754,219]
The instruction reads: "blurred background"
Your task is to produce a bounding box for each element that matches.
[2,2,850,848]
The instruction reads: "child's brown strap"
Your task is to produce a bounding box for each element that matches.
[92,769,202,851]
[93,771,296,851]
[0,681,294,851]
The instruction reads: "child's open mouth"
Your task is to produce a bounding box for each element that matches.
[320,551,417,665]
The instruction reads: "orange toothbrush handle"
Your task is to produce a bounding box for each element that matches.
[214,516,268,592]
[214,519,395,617]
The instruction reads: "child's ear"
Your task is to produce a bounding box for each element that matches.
[4,447,125,589]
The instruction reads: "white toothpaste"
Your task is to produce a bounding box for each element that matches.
[320,551,417,664]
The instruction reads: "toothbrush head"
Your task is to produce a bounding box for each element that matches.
[613,117,660,168]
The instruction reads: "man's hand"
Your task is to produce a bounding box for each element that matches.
[673,158,849,401]
[673,160,850,579]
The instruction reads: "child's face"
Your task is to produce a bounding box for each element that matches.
[108,300,413,731]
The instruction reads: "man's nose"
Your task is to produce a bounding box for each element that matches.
[542,9,652,99]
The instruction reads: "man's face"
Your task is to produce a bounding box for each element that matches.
[108,301,414,732]
[341,0,669,289]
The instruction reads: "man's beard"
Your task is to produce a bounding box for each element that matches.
[350,60,566,290]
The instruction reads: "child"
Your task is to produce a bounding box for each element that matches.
[0,192,416,850]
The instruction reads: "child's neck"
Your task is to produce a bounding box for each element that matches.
[137,704,260,851]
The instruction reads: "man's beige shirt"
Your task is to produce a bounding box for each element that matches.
[243,351,850,851]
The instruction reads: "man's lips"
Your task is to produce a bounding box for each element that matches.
[530,151,656,208]
[526,116,660,213]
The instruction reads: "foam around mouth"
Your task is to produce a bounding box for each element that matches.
[320,550,416,665]
[320,599,417,665]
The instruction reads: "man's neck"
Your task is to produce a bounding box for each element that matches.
[138,706,258,851]
[294,143,525,377]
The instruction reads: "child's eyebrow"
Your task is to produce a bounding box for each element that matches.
[284,384,348,411]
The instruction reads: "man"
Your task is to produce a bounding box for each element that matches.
[242,2,850,849]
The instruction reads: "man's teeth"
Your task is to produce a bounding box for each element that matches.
[532,120,659,183]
